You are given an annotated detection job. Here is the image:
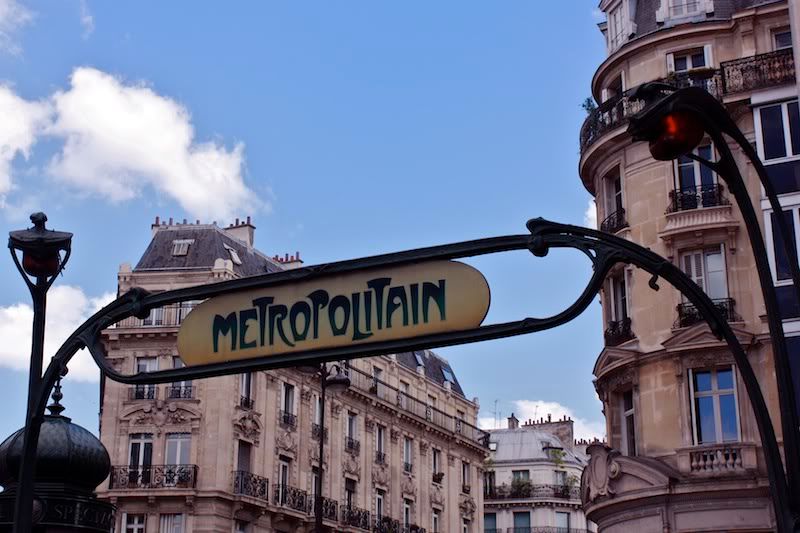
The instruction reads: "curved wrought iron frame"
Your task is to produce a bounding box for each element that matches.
[11,215,796,530]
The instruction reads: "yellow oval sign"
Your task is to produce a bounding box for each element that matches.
[177,260,490,366]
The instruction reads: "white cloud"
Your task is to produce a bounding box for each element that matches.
[479,399,605,442]
[0,0,32,55]
[583,198,597,229]
[0,285,115,382]
[0,85,50,206]
[47,67,262,220]
[78,0,94,39]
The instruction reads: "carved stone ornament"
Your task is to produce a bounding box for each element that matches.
[429,484,444,507]
[300,386,313,403]
[275,429,297,455]
[343,453,361,478]
[131,402,189,428]
[233,411,262,445]
[401,475,416,498]
[418,441,429,456]
[683,350,733,369]
[603,368,636,393]
[458,495,476,519]
[583,445,622,503]
[390,428,401,443]
[309,445,329,467]
[365,416,376,433]
[372,464,389,487]
[331,400,343,418]
[447,454,456,467]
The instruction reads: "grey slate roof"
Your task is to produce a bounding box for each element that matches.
[396,350,465,397]
[488,427,587,465]
[134,226,282,277]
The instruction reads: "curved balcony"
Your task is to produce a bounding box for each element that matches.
[484,483,580,501]
[604,318,634,347]
[109,464,198,490]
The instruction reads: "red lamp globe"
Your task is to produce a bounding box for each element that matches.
[648,110,705,161]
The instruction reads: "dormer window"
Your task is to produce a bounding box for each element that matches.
[669,0,700,17]
[441,367,454,383]
[171,239,193,256]
[414,351,425,368]
[607,2,627,52]
[224,244,243,265]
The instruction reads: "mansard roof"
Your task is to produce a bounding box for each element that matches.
[134,225,282,276]
[488,426,587,465]
[396,350,465,397]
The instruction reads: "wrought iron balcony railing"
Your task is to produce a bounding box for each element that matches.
[273,484,309,513]
[109,464,199,490]
[600,208,627,234]
[239,395,255,410]
[340,505,371,530]
[312,422,328,441]
[462,484,471,494]
[345,437,361,454]
[374,517,401,533]
[506,529,591,533]
[432,471,444,484]
[604,317,633,346]
[166,384,194,400]
[280,410,297,428]
[375,451,387,465]
[675,298,738,328]
[579,50,796,156]
[232,470,268,500]
[312,495,339,521]
[668,184,727,212]
[129,385,157,400]
[401,525,427,533]
[344,365,490,448]
[484,483,580,500]
[721,48,795,95]
[403,462,413,474]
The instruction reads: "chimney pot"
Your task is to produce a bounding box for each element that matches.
[169,217,173,225]
[183,218,187,224]
[196,219,200,225]
[155,216,160,225]
[247,216,251,224]
[235,218,240,225]
[547,414,551,422]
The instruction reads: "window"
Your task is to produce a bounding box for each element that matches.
[240,373,253,407]
[604,168,623,217]
[671,48,706,72]
[282,382,295,414]
[462,519,470,533]
[376,424,386,455]
[125,514,146,533]
[128,433,153,486]
[441,366,454,383]
[775,29,793,51]
[461,461,470,489]
[414,351,425,367]
[313,394,322,425]
[680,246,728,300]
[403,499,412,527]
[165,433,191,468]
[403,437,413,471]
[372,366,383,382]
[608,2,626,51]
[399,381,410,408]
[756,101,800,194]
[484,513,497,532]
[673,144,717,209]
[224,244,242,265]
[279,457,291,494]
[556,512,571,529]
[159,514,183,533]
[513,511,530,529]
[690,366,740,444]
[134,357,158,399]
[237,440,251,472]
[347,412,358,439]
[170,357,191,398]
[609,272,628,321]
[432,448,441,473]
[171,239,193,256]
[376,489,385,519]
[427,394,437,407]
[234,521,248,533]
[769,208,799,282]
[621,389,636,456]
[512,469,529,482]
[311,466,320,499]
[432,509,441,533]
[345,478,356,508]
[669,0,700,17]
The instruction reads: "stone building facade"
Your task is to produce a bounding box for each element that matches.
[96,217,488,532]
[483,414,595,533]
[579,0,797,531]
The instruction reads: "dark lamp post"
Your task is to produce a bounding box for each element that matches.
[647,110,705,161]
[8,212,72,533]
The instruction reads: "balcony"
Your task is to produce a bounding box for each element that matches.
[166,384,194,400]
[375,451,387,465]
[721,48,795,95]
[676,443,757,476]
[580,50,796,156]
[604,317,633,346]
[374,517,401,533]
[484,483,580,501]
[239,396,255,410]
[232,470,268,500]
[345,365,490,448]
[675,298,739,328]
[273,484,309,513]
[109,464,199,490]
[345,437,361,454]
[341,505,371,530]
[462,484,471,494]
[128,385,157,401]
[401,526,426,533]
[668,184,727,212]
[403,462,413,474]
[312,422,328,441]
[312,495,339,521]
[599,208,627,234]
[432,471,444,484]
[280,410,297,429]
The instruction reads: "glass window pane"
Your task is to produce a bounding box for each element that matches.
[556,512,570,528]
[788,101,800,156]
[717,368,734,390]
[484,513,497,529]
[695,396,717,444]
[693,370,712,392]
[691,51,705,68]
[623,390,633,411]
[625,414,636,455]
[674,55,688,71]
[766,159,800,195]
[697,145,715,187]
[719,393,739,441]
[771,210,797,281]
[704,250,727,299]
[678,161,696,190]
[513,512,531,528]
[761,105,787,160]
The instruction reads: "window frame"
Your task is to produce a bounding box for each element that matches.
[124,513,147,533]
[607,0,627,52]
[620,389,637,456]
[765,205,800,286]
[171,239,193,257]
[688,365,742,445]
[679,244,729,300]
[159,513,185,533]
[774,28,793,51]
[608,270,629,322]
[754,99,800,165]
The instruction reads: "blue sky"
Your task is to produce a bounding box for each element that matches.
[0,1,607,441]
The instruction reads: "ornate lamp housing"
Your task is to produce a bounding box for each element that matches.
[8,212,73,282]
[325,368,351,394]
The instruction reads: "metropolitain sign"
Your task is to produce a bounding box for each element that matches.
[177,261,490,366]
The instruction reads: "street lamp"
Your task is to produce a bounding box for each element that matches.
[8,212,72,533]
[299,362,350,533]
[627,84,800,531]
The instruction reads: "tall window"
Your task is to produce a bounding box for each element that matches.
[237,440,252,472]
[165,433,191,472]
[512,469,529,482]
[673,144,717,209]
[681,246,728,300]
[461,461,470,490]
[556,512,571,530]
[621,389,636,456]
[281,382,295,414]
[399,381,410,408]
[608,2,626,51]
[128,433,153,485]
[125,514,146,533]
[279,457,291,495]
[669,0,700,17]
[313,394,322,425]
[240,373,253,408]
[134,357,158,399]
[484,513,497,532]
[554,470,567,486]
[432,448,441,474]
[170,357,191,398]
[403,499,412,527]
[756,100,800,194]
[403,437,413,472]
[159,514,184,533]
[513,511,530,529]
[347,412,358,439]
[604,169,623,217]
[609,272,628,322]
[311,466,320,499]
[770,208,799,283]
[376,489,385,519]
[345,478,356,509]
[432,509,441,533]
[690,366,740,444]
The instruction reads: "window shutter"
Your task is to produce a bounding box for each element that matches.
[656,0,668,22]
[703,44,714,68]
[682,252,706,291]
[666,53,675,73]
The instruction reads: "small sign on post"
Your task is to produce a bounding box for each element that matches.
[177,261,490,366]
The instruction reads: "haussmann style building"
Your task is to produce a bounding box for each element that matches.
[579,0,798,531]
[96,217,489,533]
[482,413,596,533]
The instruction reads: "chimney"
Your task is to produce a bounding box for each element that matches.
[508,413,519,430]
[274,251,304,270]
[223,216,256,248]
